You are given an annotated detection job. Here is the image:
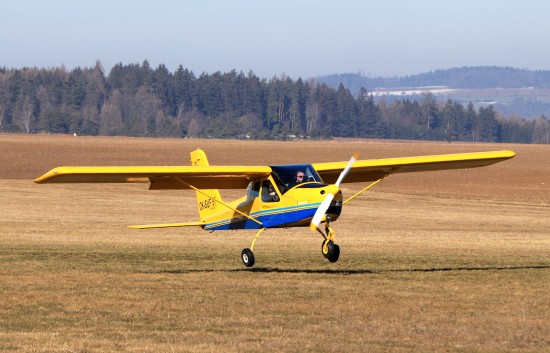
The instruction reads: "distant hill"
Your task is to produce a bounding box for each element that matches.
[316,66,550,92]
[315,66,550,119]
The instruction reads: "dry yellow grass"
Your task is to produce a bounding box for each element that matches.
[1,133,549,352]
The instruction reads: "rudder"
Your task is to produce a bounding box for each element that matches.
[190,149,223,220]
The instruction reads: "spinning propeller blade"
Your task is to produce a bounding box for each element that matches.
[309,153,358,230]
[335,152,358,187]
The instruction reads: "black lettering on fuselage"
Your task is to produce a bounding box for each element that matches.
[199,197,217,211]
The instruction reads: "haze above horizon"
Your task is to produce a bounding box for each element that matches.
[2,0,550,79]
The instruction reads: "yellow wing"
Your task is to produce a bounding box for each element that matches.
[33,166,272,189]
[313,150,515,184]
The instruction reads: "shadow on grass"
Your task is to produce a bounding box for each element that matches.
[156,265,549,275]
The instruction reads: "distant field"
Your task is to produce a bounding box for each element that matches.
[370,87,550,101]
[1,134,549,352]
[369,87,550,118]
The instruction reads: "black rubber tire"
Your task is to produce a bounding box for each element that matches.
[327,244,340,263]
[322,240,335,259]
[241,248,255,267]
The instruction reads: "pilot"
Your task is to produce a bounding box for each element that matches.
[286,170,307,189]
[295,171,306,184]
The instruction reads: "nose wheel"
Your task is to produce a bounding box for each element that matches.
[322,239,340,262]
[319,221,340,263]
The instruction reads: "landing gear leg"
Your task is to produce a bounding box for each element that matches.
[241,228,266,267]
[320,220,340,263]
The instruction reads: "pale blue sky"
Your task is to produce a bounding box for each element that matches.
[2,0,549,78]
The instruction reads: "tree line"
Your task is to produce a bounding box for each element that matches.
[0,61,548,143]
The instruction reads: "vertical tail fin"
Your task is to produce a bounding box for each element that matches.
[190,149,223,220]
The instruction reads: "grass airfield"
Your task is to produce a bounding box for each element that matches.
[1,134,549,352]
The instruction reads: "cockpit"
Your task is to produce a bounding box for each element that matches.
[246,164,325,203]
[270,164,323,193]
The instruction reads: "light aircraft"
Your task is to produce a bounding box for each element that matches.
[34,149,515,267]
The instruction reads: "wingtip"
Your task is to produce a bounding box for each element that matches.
[33,174,51,184]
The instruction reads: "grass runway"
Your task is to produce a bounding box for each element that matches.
[1,134,549,352]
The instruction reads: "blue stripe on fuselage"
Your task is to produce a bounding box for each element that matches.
[204,203,334,230]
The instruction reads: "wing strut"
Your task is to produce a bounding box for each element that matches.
[342,176,386,205]
[175,178,264,227]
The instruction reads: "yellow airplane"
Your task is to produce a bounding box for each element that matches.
[34,148,515,267]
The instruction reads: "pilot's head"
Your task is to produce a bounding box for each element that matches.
[296,171,305,182]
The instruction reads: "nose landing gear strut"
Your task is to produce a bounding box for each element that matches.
[317,217,340,263]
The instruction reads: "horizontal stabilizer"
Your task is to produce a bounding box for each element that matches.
[128,221,205,229]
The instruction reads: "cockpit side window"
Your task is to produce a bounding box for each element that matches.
[261,180,280,202]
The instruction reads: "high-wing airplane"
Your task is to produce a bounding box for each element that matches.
[34,149,515,267]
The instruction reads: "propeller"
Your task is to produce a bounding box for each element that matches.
[309,152,358,230]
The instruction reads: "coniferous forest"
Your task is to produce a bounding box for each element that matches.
[0,60,548,143]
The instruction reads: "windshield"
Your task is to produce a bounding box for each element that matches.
[270,164,323,193]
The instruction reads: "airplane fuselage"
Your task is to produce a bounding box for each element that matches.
[202,181,343,230]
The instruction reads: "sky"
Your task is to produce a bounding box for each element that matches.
[2,0,550,79]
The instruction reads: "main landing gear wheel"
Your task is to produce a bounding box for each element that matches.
[241,248,255,267]
[321,240,340,263]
